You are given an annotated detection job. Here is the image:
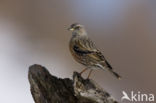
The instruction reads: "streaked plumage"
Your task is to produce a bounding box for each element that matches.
[68,23,121,79]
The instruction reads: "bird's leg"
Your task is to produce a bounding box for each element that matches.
[87,69,93,79]
[80,68,88,75]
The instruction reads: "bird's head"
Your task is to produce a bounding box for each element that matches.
[68,23,87,36]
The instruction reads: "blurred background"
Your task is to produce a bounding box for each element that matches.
[0,0,155,103]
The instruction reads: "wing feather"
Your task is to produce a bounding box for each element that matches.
[73,37,106,62]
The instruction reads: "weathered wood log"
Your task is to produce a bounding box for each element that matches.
[28,64,118,103]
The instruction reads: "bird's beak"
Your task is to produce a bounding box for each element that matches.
[67,27,74,31]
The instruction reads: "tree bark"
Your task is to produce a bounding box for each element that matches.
[28,64,119,103]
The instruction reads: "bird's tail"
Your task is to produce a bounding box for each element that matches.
[100,61,121,79]
[100,66,121,79]
[108,69,121,80]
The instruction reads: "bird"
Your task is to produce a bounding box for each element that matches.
[68,23,121,79]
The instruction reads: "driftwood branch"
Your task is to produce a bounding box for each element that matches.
[28,64,118,103]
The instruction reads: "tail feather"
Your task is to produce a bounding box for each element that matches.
[111,70,121,79]
[99,61,121,79]
[102,66,121,79]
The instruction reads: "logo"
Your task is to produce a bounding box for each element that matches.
[121,91,154,102]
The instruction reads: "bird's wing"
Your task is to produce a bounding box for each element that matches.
[73,45,94,54]
[73,37,115,70]
[73,37,106,62]
[73,37,97,54]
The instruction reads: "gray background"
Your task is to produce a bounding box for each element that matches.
[0,0,155,103]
